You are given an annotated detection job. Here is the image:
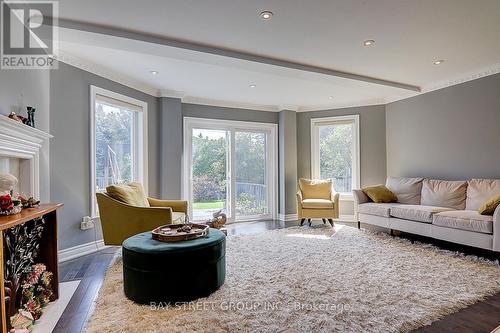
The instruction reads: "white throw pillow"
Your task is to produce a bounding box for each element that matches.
[465,179,500,211]
[386,177,424,204]
[421,179,467,210]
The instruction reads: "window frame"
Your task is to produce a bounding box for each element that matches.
[310,115,360,198]
[90,85,148,217]
[182,117,278,223]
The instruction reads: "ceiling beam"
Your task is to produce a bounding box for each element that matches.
[56,18,421,92]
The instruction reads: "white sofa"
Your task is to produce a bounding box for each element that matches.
[353,177,500,252]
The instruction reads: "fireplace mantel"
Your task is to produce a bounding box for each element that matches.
[0,116,53,198]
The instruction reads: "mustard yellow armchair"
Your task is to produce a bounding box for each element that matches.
[96,193,188,245]
[296,178,340,226]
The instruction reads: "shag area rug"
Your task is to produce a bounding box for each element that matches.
[86,225,500,333]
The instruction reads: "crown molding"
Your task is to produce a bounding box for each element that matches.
[385,65,500,104]
[158,89,186,99]
[181,96,282,112]
[422,64,500,93]
[56,51,160,97]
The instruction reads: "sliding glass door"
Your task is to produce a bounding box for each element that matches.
[191,128,230,221]
[184,118,277,223]
[235,131,268,219]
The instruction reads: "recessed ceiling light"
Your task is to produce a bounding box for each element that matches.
[433,60,445,65]
[328,96,334,100]
[150,70,159,75]
[363,39,375,46]
[249,84,257,88]
[259,11,273,20]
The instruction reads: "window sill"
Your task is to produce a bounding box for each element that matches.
[338,193,354,201]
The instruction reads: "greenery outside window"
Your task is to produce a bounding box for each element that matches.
[311,115,360,196]
[90,86,148,217]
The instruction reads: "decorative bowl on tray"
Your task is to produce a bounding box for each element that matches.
[152,223,209,242]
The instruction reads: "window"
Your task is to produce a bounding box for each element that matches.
[183,118,278,222]
[311,115,360,194]
[90,86,148,216]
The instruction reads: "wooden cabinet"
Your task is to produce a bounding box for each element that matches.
[0,203,63,332]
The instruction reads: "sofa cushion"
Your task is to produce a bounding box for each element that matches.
[386,177,424,204]
[299,178,332,200]
[478,194,500,216]
[362,185,397,203]
[421,179,467,210]
[466,179,500,211]
[433,210,493,234]
[106,182,150,207]
[390,205,454,223]
[358,203,401,218]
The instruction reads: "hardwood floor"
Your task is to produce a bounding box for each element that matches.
[53,220,500,333]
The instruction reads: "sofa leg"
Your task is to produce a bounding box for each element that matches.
[322,218,327,224]
[300,218,305,226]
[357,221,360,229]
[308,218,312,226]
[390,229,394,236]
[328,219,334,227]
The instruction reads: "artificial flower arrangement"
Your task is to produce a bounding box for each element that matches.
[8,264,53,332]
[0,194,22,216]
[21,264,53,321]
[0,194,40,216]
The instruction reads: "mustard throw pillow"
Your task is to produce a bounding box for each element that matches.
[362,185,398,203]
[299,178,332,200]
[478,193,500,215]
[106,182,150,207]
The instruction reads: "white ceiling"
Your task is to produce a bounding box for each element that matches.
[56,0,500,111]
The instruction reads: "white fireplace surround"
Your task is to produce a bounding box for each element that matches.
[0,116,52,198]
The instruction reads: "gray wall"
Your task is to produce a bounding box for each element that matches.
[297,105,388,187]
[50,62,160,250]
[386,73,500,180]
[182,103,279,124]
[160,97,183,199]
[0,69,51,202]
[279,111,297,215]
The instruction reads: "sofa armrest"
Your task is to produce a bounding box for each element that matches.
[493,204,500,252]
[148,197,188,213]
[353,189,370,222]
[352,189,370,206]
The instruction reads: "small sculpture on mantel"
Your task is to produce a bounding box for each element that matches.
[26,106,36,128]
[8,112,27,124]
[0,173,18,196]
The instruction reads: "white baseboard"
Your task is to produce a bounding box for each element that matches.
[278,213,298,221]
[58,240,107,263]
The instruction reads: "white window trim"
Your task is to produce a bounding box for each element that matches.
[310,115,360,199]
[182,117,278,222]
[90,85,148,217]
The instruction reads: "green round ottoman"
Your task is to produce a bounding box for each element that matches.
[122,228,226,304]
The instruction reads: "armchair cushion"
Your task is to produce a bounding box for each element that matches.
[302,199,334,209]
[106,182,150,207]
[299,178,332,200]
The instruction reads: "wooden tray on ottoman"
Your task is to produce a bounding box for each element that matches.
[152,223,209,242]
